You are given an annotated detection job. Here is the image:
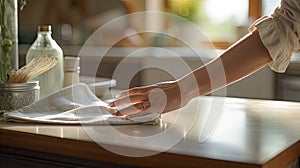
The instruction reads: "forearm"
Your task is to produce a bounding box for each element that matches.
[180,29,272,98]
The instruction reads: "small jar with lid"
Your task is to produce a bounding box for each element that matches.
[63,56,80,87]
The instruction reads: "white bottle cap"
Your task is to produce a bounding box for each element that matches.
[64,56,80,72]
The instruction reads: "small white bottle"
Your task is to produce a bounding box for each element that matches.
[26,25,64,98]
[63,56,80,87]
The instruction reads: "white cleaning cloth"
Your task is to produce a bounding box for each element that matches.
[3,83,160,125]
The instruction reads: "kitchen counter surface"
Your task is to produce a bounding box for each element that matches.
[0,96,300,167]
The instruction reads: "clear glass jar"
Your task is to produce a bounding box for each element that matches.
[26,25,64,98]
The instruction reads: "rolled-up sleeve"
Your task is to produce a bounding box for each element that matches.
[249,0,300,73]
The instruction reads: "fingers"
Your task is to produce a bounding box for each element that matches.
[112,83,175,107]
[109,93,149,107]
[109,81,177,117]
[112,100,151,116]
[108,88,152,116]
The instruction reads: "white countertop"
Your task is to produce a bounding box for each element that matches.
[1,96,300,167]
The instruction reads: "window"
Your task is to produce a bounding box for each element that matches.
[166,0,281,48]
[167,0,248,45]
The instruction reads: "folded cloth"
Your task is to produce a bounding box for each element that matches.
[3,83,160,125]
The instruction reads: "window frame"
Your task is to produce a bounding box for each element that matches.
[211,0,263,49]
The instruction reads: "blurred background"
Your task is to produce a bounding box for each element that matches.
[18,0,300,102]
[19,0,281,47]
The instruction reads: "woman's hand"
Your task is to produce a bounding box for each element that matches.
[108,80,196,118]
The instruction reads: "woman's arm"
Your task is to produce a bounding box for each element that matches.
[109,29,273,117]
[184,28,272,98]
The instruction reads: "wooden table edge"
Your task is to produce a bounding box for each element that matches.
[0,128,267,168]
[263,140,300,168]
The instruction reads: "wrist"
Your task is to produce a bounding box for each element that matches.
[178,74,200,101]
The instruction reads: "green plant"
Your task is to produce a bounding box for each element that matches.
[0,0,26,83]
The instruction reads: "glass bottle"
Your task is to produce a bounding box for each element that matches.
[26,25,64,98]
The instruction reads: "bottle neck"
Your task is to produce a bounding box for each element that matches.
[33,31,56,48]
[37,31,53,39]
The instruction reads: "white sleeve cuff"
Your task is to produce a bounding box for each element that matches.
[249,16,293,73]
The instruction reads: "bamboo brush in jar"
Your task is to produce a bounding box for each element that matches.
[8,55,58,83]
